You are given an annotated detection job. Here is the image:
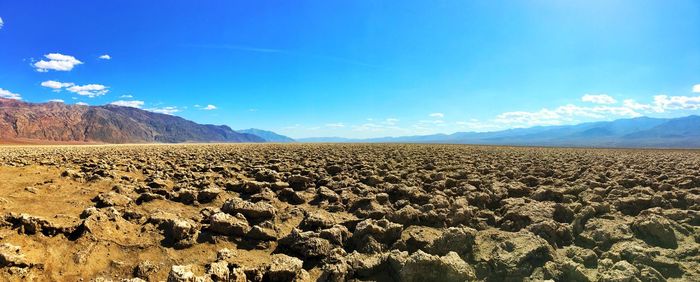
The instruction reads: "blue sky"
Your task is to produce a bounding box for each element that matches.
[1,1,699,138]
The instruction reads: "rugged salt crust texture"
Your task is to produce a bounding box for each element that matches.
[0,144,698,281]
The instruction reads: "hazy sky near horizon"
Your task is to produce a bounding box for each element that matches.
[1,1,699,138]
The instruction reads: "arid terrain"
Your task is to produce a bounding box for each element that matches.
[1,144,699,282]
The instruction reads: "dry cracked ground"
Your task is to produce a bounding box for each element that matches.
[0,144,699,282]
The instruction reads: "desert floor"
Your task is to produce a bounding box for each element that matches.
[0,144,699,282]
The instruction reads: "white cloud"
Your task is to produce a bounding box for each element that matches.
[383,118,399,125]
[581,94,617,104]
[558,104,640,118]
[693,84,700,93]
[456,119,493,130]
[622,99,654,111]
[620,94,700,113]
[76,102,89,106]
[41,80,75,91]
[353,123,384,132]
[496,110,562,126]
[33,53,83,72]
[494,85,700,127]
[99,54,111,60]
[147,106,179,115]
[0,17,4,30]
[67,84,109,97]
[418,119,446,125]
[43,80,110,98]
[652,94,700,111]
[194,104,218,110]
[0,88,21,100]
[120,94,133,98]
[325,123,345,128]
[110,100,144,108]
[429,112,444,118]
[351,121,407,134]
[495,103,642,127]
[48,99,64,103]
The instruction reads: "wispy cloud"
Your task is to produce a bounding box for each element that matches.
[76,102,89,106]
[189,44,284,53]
[67,84,109,97]
[33,53,83,72]
[352,123,384,132]
[646,95,700,111]
[194,104,218,110]
[110,100,144,108]
[325,123,345,128]
[429,112,444,118]
[98,54,111,60]
[48,99,64,103]
[418,119,446,125]
[581,94,616,104]
[187,43,378,68]
[494,88,700,127]
[41,80,108,97]
[120,94,133,98]
[383,118,399,125]
[0,17,4,30]
[147,106,179,115]
[456,119,493,130]
[495,109,566,126]
[495,104,642,127]
[41,80,75,91]
[352,120,407,133]
[111,100,179,115]
[693,84,700,93]
[0,88,21,100]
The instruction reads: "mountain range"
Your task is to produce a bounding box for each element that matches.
[2,98,698,148]
[298,116,700,148]
[0,98,263,143]
[238,128,295,143]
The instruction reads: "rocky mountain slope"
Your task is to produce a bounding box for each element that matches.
[0,98,263,143]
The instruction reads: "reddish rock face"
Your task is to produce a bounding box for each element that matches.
[0,98,263,143]
[1,98,91,142]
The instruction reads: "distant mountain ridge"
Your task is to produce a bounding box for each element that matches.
[0,98,263,143]
[3,98,698,148]
[238,128,295,143]
[298,116,700,148]
[295,136,355,143]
